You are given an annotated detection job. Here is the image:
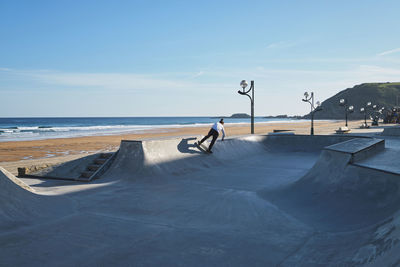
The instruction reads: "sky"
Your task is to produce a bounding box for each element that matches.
[1,0,400,117]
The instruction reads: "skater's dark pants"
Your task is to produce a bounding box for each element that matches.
[200,128,219,151]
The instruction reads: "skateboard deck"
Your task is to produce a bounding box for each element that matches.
[195,142,211,154]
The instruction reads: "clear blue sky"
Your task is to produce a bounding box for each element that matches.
[1,0,400,117]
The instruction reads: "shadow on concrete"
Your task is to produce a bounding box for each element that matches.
[177,137,202,154]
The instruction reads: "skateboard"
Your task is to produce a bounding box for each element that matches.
[195,141,211,154]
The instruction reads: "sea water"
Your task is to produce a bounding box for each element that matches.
[0,117,306,142]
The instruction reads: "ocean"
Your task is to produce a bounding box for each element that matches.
[0,117,306,142]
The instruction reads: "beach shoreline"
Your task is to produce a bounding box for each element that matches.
[0,117,311,142]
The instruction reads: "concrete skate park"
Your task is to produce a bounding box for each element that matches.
[3,127,400,266]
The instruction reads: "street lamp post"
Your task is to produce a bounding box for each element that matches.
[302,91,322,135]
[237,80,255,134]
[339,98,354,127]
[360,107,367,126]
[371,105,382,126]
[360,101,372,128]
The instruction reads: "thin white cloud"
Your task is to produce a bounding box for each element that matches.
[377,47,400,56]
[187,71,204,79]
[0,69,228,93]
[30,72,186,90]
[2,65,400,116]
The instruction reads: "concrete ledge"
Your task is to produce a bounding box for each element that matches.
[335,130,350,134]
[335,126,350,134]
[273,129,294,133]
[262,134,369,153]
[352,163,400,176]
[381,127,400,136]
[325,138,385,163]
[268,132,295,135]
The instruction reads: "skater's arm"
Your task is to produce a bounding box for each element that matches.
[221,127,226,140]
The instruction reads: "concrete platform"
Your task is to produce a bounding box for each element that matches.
[353,148,400,175]
[381,126,400,136]
[2,134,400,266]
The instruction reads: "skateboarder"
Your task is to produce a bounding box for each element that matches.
[197,119,226,153]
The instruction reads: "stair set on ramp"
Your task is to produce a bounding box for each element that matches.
[17,152,117,182]
[78,153,115,181]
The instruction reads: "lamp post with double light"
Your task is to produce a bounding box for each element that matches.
[237,80,255,134]
[302,91,322,135]
[339,98,354,127]
[360,101,372,128]
[371,105,383,126]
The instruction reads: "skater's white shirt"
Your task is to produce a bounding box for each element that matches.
[212,122,226,139]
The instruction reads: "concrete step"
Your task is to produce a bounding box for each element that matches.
[87,165,101,171]
[382,127,400,136]
[325,138,385,163]
[352,148,400,175]
[80,170,95,178]
[94,158,107,165]
[100,153,112,159]
[76,176,90,182]
[78,152,115,181]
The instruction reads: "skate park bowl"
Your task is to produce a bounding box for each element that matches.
[2,134,400,266]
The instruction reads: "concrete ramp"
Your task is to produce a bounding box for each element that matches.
[102,135,358,180]
[103,136,267,179]
[0,166,35,193]
[0,167,44,230]
[0,167,73,231]
[263,138,400,232]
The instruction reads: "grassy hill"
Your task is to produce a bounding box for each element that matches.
[308,82,400,120]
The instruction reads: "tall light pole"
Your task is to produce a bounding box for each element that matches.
[237,80,255,134]
[371,105,382,126]
[302,91,322,135]
[360,101,372,128]
[339,98,354,127]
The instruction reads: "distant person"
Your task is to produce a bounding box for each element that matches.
[197,119,226,153]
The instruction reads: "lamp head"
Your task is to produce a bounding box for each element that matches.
[339,98,345,106]
[360,107,365,112]
[304,92,309,99]
[373,104,377,109]
[367,102,372,107]
[240,80,248,90]
[348,105,354,113]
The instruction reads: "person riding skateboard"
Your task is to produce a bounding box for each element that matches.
[197,119,226,153]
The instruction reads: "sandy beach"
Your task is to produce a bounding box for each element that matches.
[0,119,386,174]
